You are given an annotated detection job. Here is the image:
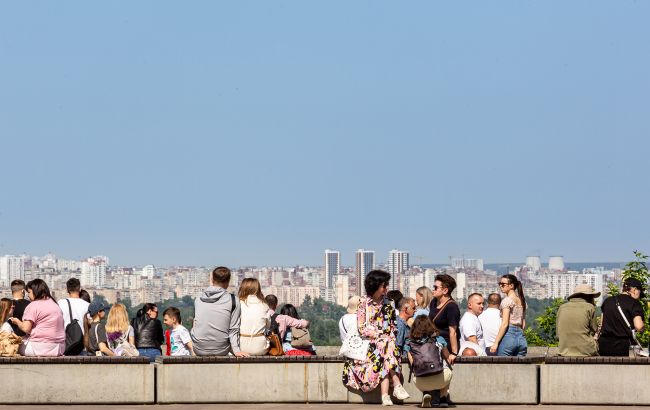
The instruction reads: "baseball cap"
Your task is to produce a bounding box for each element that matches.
[624,278,646,298]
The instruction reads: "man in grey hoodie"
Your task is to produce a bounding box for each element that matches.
[190,266,249,357]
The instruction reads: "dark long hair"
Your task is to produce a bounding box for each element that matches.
[26,279,55,302]
[280,303,300,319]
[501,274,526,313]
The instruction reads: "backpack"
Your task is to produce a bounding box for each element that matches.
[64,299,84,356]
[409,337,444,379]
[269,313,280,335]
[290,327,312,348]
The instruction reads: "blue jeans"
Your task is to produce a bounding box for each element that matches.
[497,326,527,356]
[137,347,161,362]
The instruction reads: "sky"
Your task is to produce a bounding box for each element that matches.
[1,2,649,267]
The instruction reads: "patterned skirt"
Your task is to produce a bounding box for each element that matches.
[342,336,401,392]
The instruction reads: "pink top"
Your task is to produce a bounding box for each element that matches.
[275,314,308,339]
[500,296,524,327]
[22,298,65,344]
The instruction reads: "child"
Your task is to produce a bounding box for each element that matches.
[84,301,113,356]
[106,303,138,356]
[162,307,194,356]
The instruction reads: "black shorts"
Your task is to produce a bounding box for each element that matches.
[598,337,630,356]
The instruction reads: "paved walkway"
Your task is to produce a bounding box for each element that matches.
[2,405,650,410]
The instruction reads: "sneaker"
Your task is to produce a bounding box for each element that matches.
[393,384,410,400]
[382,394,394,406]
[441,394,456,408]
[421,393,432,408]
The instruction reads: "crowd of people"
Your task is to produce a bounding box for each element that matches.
[0,265,647,408]
[0,267,317,359]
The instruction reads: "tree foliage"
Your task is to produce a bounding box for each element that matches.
[524,298,564,346]
[296,296,347,346]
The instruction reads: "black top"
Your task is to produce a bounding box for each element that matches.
[428,299,461,349]
[600,294,644,339]
[88,322,108,355]
[10,299,30,337]
[131,312,164,349]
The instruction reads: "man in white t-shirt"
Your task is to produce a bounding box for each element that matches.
[478,293,502,356]
[459,293,486,356]
[58,278,90,335]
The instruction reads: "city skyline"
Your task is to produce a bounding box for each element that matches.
[1,2,649,266]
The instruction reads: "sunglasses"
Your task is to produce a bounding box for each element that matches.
[498,282,511,287]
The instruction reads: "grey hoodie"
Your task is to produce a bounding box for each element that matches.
[190,286,241,356]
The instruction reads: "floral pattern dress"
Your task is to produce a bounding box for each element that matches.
[342,296,401,392]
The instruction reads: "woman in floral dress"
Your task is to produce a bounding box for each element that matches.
[343,270,410,406]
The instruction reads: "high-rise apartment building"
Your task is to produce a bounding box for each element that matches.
[324,249,340,290]
[81,256,107,288]
[335,274,350,307]
[451,257,484,271]
[355,249,375,295]
[387,249,409,290]
[0,255,25,287]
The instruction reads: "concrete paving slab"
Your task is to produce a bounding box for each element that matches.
[1,405,650,410]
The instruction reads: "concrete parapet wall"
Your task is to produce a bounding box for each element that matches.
[541,357,650,405]
[0,357,154,404]
[5,355,650,405]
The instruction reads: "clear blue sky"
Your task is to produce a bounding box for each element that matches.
[1,2,649,267]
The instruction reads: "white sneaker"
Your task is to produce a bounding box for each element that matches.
[393,384,410,400]
[421,393,432,408]
[382,394,394,406]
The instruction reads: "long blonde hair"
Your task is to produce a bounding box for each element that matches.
[238,278,265,304]
[0,298,12,324]
[416,286,433,309]
[106,303,130,334]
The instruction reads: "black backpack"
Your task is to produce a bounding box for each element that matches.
[64,299,84,356]
[408,337,444,379]
[270,313,280,335]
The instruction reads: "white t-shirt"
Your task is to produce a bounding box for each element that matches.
[1,321,12,333]
[58,298,90,335]
[339,313,358,343]
[169,325,192,356]
[459,311,485,350]
[478,307,502,348]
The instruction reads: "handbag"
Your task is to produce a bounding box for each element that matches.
[267,332,284,356]
[0,331,22,357]
[339,304,371,361]
[290,327,312,348]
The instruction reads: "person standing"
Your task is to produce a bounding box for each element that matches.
[343,270,410,406]
[9,280,30,337]
[556,284,600,357]
[131,303,164,360]
[598,278,645,356]
[428,274,461,363]
[479,293,502,356]
[491,274,527,356]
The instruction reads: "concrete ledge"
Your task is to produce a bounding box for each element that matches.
[156,360,348,403]
[1,358,154,404]
[541,363,650,405]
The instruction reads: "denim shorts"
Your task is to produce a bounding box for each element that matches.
[497,325,528,356]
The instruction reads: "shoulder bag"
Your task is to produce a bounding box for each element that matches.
[339,302,371,361]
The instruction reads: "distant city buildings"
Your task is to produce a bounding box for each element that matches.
[0,255,25,287]
[0,252,622,308]
[388,249,409,291]
[355,249,375,295]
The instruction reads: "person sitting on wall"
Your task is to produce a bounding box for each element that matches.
[191,266,249,357]
[131,303,164,361]
[556,284,600,357]
[598,278,645,357]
